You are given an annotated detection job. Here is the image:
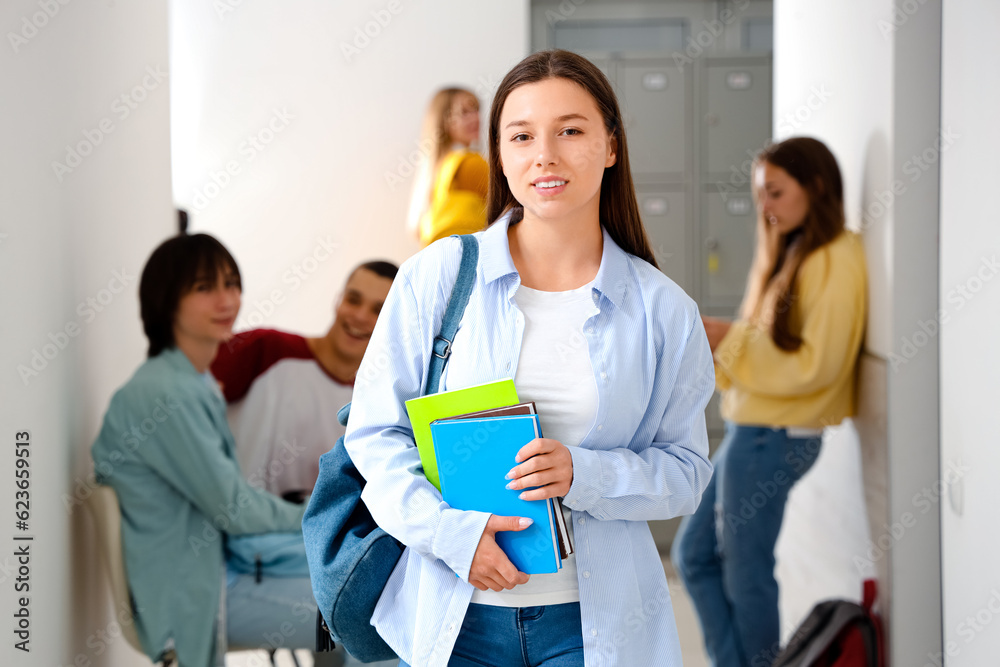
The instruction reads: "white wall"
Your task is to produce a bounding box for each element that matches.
[773,1,944,664]
[0,1,173,666]
[170,0,530,337]
[940,0,1000,664]
[770,0,894,642]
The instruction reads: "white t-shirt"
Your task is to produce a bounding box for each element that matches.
[228,360,353,495]
[212,329,354,496]
[472,280,599,607]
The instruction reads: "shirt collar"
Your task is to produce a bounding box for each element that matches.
[480,211,632,310]
[160,346,224,393]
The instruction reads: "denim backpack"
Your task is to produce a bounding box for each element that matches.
[302,235,479,662]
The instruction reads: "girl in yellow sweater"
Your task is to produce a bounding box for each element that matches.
[407,87,489,246]
[673,137,867,667]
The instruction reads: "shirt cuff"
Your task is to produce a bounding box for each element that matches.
[431,508,491,581]
[561,446,604,515]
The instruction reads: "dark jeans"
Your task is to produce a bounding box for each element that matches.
[399,602,584,667]
[672,423,822,667]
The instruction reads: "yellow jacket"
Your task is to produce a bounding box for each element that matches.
[714,230,867,429]
[418,150,488,246]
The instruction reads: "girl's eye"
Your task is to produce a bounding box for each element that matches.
[195,282,211,292]
[511,133,530,142]
[562,128,582,136]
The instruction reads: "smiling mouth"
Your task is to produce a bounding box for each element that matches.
[533,180,568,190]
[344,323,370,339]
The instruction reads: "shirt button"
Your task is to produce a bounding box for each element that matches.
[583,571,591,578]
[600,372,607,380]
[505,362,511,370]
[591,628,598,637]
[449,623,456,632]
[587,327,594,334]
[596,424,603,431]
[578,518,585,525]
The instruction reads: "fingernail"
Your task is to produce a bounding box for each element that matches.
[506,481,516,490]
[505,471,514,480]
[519,492,528,500]
[518,518,533,528]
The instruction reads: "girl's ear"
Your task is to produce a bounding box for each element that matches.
[606,134,618,168]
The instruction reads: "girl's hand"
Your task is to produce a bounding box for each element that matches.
[469,515,532,591]
[701,315,732,353]
[506,438,574,501]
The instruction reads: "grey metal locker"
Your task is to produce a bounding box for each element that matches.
[637,189,689,292]
[618,59,689,181]
[702,57,772,182]
[701,190,757,308]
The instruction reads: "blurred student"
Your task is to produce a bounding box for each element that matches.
[91,234,317,666]
[672,137,868,667]
[406,87,488,246]
[211,261,397,499]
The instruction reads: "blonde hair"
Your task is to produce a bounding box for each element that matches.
[406,88,479,235]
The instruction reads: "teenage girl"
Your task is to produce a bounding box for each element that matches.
[345,50,715,666]
[673,137,867,667]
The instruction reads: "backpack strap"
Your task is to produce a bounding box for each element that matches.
[426,234,479,396]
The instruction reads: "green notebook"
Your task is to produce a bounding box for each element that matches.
[405,378,518,490]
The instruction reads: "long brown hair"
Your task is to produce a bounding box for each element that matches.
[740,137,845,350]
[486,49,657,268]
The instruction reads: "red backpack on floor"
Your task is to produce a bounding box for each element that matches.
[772,579,885,667]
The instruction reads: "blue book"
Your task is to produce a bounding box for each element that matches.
[431,414,562,575]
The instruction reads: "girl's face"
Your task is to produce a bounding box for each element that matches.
[755,161,811,235]
[446,92,480,147]
[173,268,241,348]
[498,77,616,225]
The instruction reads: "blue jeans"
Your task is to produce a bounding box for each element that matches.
[226,533,389,667]
[672,423,822,667]
[399,602,584,667]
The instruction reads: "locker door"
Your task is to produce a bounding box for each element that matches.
[618,60,688,181]
[638,190,688,292]
[703,59,772,182]
[701,190,756,308]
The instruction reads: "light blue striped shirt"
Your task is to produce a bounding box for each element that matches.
[344,213,715,666]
